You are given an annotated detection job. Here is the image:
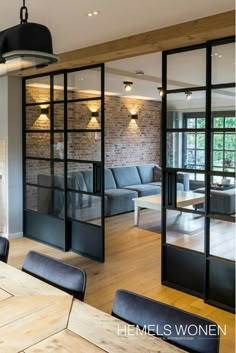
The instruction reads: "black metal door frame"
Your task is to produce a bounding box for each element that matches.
[23,64,105,262]
[161,36,235,312]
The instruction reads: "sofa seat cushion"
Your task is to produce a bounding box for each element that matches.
[111,166,141,188]
[105,169,117,190]
[123,184,161,197]
[194,187,235,215]
[137,164,157,184]
[105,189,138,216]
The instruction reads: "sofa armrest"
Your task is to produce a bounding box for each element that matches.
[177,173,189,191]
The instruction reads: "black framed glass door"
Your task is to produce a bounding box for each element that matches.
[23,64,105,262]
[161,37,235,312]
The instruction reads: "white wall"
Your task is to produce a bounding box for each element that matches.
[0,76,22,239]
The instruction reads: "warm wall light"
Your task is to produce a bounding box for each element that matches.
[123,81,133,92]
[185,91,192,100]
[157,87,164,97]
[91,111,99,118]
[130,113,138,119]
[40,107,49,116]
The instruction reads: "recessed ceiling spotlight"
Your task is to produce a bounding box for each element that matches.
[135,70,144,75]
[157,87,164,97]
[123,81,133,92]
[87,10,100,17]
[185,91,192,100]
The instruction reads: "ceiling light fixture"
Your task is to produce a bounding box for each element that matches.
[135,70,144,75]
[157,87,164,97]
[123,81,133,92]
[185,91,192,100]
[87,10,100,17]
[0,0,59,77]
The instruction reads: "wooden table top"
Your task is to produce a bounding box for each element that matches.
[0,262,186,353]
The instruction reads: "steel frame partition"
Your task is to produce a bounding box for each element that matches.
[23,64,105,262]
[161,37,235,313]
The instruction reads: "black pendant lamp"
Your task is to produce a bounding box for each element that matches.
[0,0,59,76]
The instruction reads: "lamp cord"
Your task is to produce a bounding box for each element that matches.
[20,0,28,24]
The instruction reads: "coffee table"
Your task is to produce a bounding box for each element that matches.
[133,191,205,226]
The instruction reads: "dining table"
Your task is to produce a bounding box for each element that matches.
[0,261,186,353]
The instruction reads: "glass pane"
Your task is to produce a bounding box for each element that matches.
[54,133,64,160]
[26,133,50,158]
[167,132,205,169]
[67,68,101,100]
[167,92,206,130]
[54,162,65,189]
[68,132,101,161]
[196,134,205,149]
[26,76,50,104]
[210,175,235,217]
[67,162,94,193]
[54,74,64,101]
[26,105,50,130]
[166,209,204,252]
[26,185,64,218]
[225,117,236,128]
[187,118,195,128]
[68,101,101,130]
[54,103,64,130]
[196,118,205,128]
[167,48,206,89]
[212,42,235,84]
[210,219,235,261]
[177,172,205,213]
[225,133,235,150]
[212,88,235,115]
[67,192,101,226]
[213,117,224,128]
[213,151,223,167]
[26,159,51,185]
[213,133,223,149]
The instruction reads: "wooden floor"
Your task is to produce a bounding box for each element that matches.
[8,209,235,353]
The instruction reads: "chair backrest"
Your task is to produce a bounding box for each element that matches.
[0,236,9,263]
[22,251,86,301]
[112,290,219,353]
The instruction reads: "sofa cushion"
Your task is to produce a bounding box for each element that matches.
[71,172,87,192]
[111,166,141,188]
[81,170,93,193]
[153,165,162,182]
[123,184,161,197]
[105,189,138,216]
[105,169,117,190]
[137,164,156,184]
[194,187,235,215]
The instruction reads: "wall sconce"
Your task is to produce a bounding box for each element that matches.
[123,81,133,92]
[185,91,192,100]
[40,107,49,116]
[91,111,99,118]
[130,113,138,120]
[157,87,164,97]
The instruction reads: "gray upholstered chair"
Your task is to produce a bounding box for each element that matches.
[112,289,219,353]
[0,236,9,263]
[22,250,87,301]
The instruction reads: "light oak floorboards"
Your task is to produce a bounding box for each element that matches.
[8,210,235,353]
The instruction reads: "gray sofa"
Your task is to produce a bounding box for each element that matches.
[38,164,189,218]
[76,164,189,217]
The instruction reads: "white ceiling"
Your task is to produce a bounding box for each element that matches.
[13,0,234,108]
[0,0,234,54]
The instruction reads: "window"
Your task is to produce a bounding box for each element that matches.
[212,115,236,173]
[183,115,205,180]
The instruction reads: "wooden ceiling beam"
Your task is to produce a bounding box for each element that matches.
[18,10,235,77]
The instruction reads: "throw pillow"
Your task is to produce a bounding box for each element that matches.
[153,165,162,182]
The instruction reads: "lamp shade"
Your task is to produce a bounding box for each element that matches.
[0,23,59,76]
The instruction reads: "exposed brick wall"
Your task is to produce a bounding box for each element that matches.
[26,86,161,169]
